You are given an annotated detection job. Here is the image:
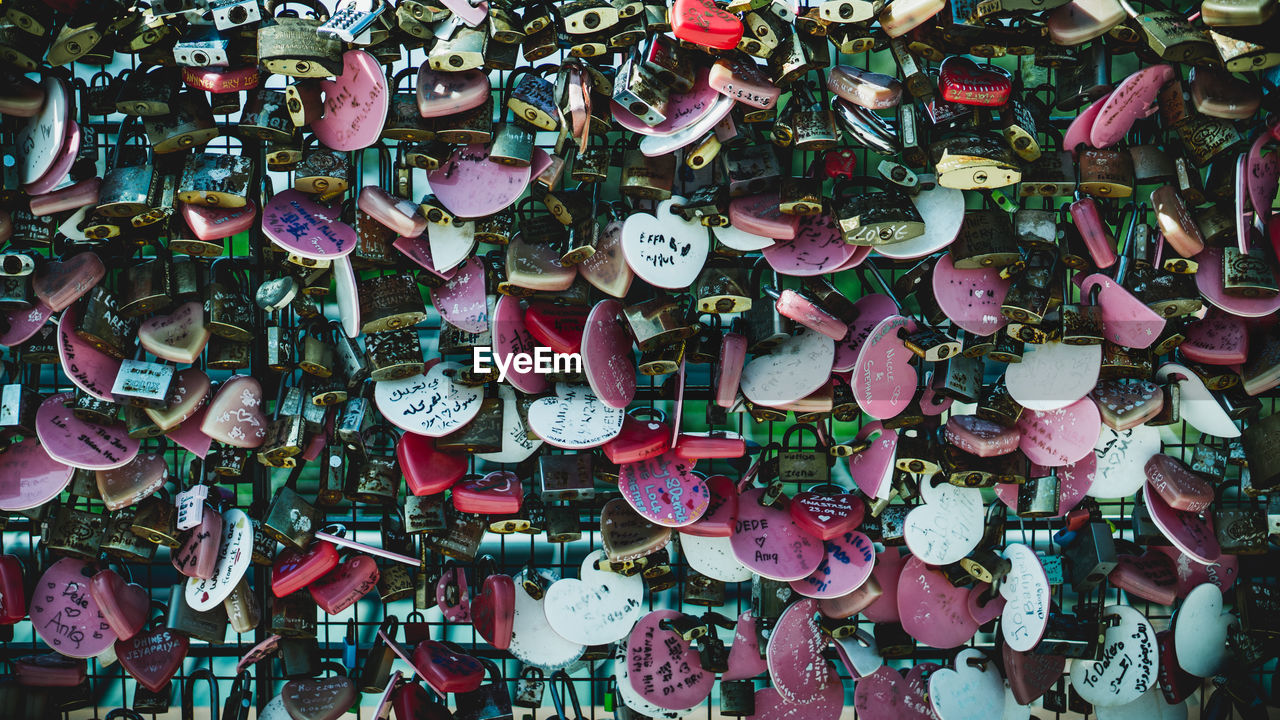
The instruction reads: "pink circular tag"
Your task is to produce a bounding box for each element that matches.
[861,547,909,623]
[931,252,1011,336]
[853,315,918,420]
[1078,273,1166,348]
[312,50,389,152]
[762,214,854,277]
[581,299,637,410]
[731,488,825,581]
[1144,485,1221,565]
[491,294,551,395]
[619,451,710,528]
[897,554,979,649]
[429,257,488,334]
[1016,397,1101,467]
[262,189,357,259]
[1195,247,1280,318]
[995,454,1094,518]
[627,610,714,710]
[854,665,937,720]
[0,437,73,511]
[767,598,837,702]
[790,531,875,599]
[847,421,898,500]
[37,393,140,470]
[752,673,845,720]
[58,303,122,402]
[428,145,531,219]
[0,301,53,346]
[30,557,118,658]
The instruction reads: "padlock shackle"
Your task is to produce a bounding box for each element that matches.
[181,667,220,720]
[550,671,585,720]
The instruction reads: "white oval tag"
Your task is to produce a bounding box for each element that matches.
[1069,605,1157,707]
[740,329,835,406]
[476,384,543,464]
[1172,583,1232,677]
[903,481,984,565]
[185,509,252,612]
[509,569,585,671]
[928,648,1005,720]
[678,532,754,583]
[1088,425,1160,498]
[621,198,710,289]
[999,544,1049,652]
[543,550,644,646]
[375,362,484,437]
[526,384,625,449]
[1005,342,1101,412]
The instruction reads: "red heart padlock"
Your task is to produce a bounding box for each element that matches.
[789,486,865,541]
[1002,643,1065,706]
[938,56,1012,107]
[89,568,149,642]
[671,0,744,50]
[411,640,486,694]
[117,625,190,693]
[0,555,25,624]
[271,540,340,598]
[524,301,588,354]
[452,471,522,514]
[471,572,515,650]
[681,474,738,538]
[602,411,672,465]
[309,554,380,614]
[398,433,468,496]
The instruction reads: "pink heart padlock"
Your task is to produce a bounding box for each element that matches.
[88,568,148,641]
[309,554,380,615]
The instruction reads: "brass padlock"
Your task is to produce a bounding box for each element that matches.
[830,178,926,246]
[179,152,253,208]
[262,468,318,551]
[1078,148,1134,198]
[950,209,1021,269]
[359,272,428,334]
[930,132,1022,190]
[204,259,255,342]
[257,0,343,77]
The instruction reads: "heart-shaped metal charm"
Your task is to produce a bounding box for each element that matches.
[471,572,515,650]
[117,626,189,693]
[137,301,211,363]
[95,452,167,511]
[601,498,671,563]
[789,488,865,540]
[671,0,744,49]
[938,56,1012,107]
[200,376,268,449]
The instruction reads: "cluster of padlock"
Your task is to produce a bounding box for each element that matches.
[3,0,1280,716]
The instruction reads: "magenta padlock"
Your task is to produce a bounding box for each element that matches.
[417,67,491,118]
[714,331,747,409]
[171,505,224,580]
[1070,195,1116,269]
[602,410,672,464]
[309,553,381,614]
[0,555,25,625]
[674,431,746,460]
[1145,454,1214,513]
[436,564,471,622]
[182,200,257,241]
[766,287,849,341]
[88,567,149,641]
[392,681,444,720]
[452,471,523,514]
[943,415,1021,458]
[271,539,340,597]
[359,185,429,238]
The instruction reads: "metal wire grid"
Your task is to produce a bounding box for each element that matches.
[0,11,1274,719]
